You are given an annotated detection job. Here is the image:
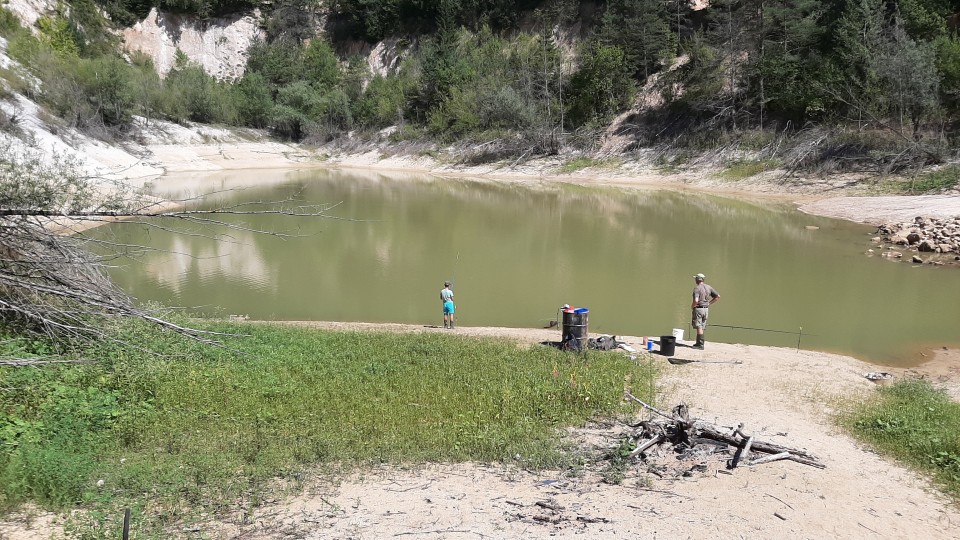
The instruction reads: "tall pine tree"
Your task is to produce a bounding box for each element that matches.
[596,0,676,80]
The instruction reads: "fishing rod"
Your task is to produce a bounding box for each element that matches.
[450,251,460,324]
[710,324,805,335]
[711,324,815,353]
[449,250,459,288]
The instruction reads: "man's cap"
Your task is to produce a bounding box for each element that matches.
[694,273,705,280]
[444,281,451,287]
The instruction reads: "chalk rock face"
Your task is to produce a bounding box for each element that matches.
[122,8,264,80]
[4,0,54,29]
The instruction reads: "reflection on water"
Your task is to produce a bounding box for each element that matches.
[146,233,274,295]
[92,168,960,366]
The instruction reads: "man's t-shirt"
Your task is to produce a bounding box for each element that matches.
[441,288,454,303]
[692,283,718,308]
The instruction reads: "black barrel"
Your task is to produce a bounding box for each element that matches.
[562,309,589,349]
[660,335,676,356]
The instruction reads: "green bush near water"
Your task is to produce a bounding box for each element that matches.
[845,379,960,500]
[0,320,655,530]
[878,165,960,194]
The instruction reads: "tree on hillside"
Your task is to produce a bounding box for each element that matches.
[327,0,545,42]
[896,0,953,40]
[753,0,828,125]
[874,17,940,135]
[243,37,352,139]
[565,43,634,127]
[0,145,337,365]
[936,35,960,114]
[596,0,676,80]
[267,0,318,43]
[831,1,941,140]
[833,0,888,127]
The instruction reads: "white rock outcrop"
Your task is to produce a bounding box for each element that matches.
[4,0,54,30]
[122,8,264,80]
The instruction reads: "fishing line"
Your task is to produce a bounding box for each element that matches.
[712,323,815,353]
[711,324,814,336]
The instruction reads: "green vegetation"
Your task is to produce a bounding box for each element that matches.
[904,165,960,193]
[870,164,960,194]
[0,320,655,533]
[911,165,960,192]
[556,157,622,174]
[3,0,960,181]
[720,159,779,180]
[654,150,694,174]
[327,0,545,43]
[1,8,239,135]
[599,438,635,485]
[5,0,960,163]
[845,379,960,500]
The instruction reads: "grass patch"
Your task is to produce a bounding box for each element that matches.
[719,159,779,179]
[555,157,621,174]
[843,379,960,500]
[387,124,427,143]
[0,8,26,39]
[875,165,960,194]
[655,150,694,174]
[0,66,32,99]
[417,147,443,160]
[0,320,656,533]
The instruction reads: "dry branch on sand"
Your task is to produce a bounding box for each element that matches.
[621,393,825,476]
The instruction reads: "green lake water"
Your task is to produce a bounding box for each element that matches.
[92,168,960,366]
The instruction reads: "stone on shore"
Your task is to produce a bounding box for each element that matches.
[876,216,960,265]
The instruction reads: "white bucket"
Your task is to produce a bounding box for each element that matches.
[672,328,684,342]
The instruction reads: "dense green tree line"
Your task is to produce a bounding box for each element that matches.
[2,0,959,153]
[327,0,546,42]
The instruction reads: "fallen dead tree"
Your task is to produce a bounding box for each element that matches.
[622,392,825,474]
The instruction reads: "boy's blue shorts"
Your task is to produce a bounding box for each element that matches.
[443,301,455,314]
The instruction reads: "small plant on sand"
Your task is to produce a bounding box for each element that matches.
[600,438,636,485]
[844,379,960,500]
[556,157,621,174]
[655,150,693,174]
[719,159,779,179]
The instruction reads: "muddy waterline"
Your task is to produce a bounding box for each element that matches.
[94,168,960,367]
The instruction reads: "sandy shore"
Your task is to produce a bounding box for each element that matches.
[140,138,960,227]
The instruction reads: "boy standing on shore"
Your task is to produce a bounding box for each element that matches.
[441,281,455,329]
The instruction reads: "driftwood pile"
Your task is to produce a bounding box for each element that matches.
[621,393,825,477]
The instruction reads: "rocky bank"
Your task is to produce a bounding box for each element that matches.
[872,215,960,266]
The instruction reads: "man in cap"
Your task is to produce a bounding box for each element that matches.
[440,281,455,329]
[691,273,720,350]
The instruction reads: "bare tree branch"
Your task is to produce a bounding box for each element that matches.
[0,142,336,364]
